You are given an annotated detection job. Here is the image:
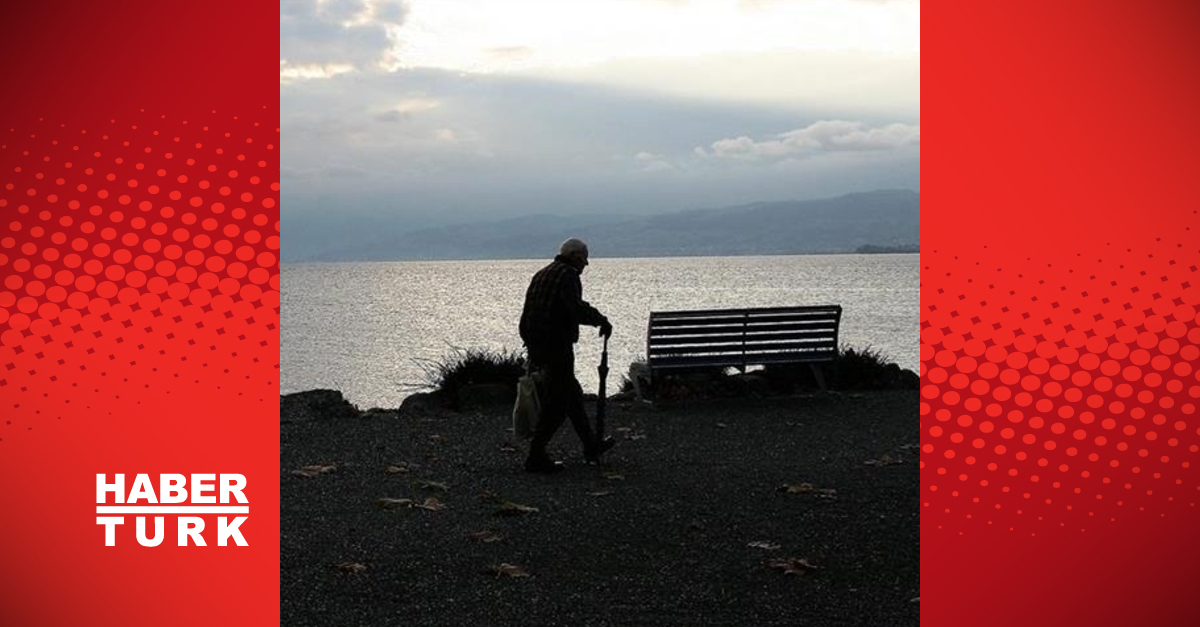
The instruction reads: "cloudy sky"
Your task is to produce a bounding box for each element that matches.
[281,0,919,244]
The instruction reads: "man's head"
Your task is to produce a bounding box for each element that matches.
[559,238,590,271]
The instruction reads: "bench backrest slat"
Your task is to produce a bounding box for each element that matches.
[651,305,842,317]
[650,330,837,347]
[649,325,840,339]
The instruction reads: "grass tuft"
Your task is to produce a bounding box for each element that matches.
[413,347,527,400]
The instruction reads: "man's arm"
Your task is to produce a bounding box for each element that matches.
[560,271,607,328]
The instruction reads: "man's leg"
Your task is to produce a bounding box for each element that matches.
[562,359,598,455]
[526,344,569,470]
[557,346,615,461]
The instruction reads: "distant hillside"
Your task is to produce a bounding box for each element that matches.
[294,189,919,261]
[856,244,920,254]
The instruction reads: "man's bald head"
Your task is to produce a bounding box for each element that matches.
[559,238,590,270]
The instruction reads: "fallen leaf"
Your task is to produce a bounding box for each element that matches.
[495,500,539,516]
[615,427,633,433]
[292,464,336,478]
[910,597,920,603]
[415,497,445,512]
[766,557,818,575]
[487,563,530,578]
[587,490,613,497]
[417,480,450,492]
[628,434,647,441]
[716,422,728,429]
[748,541,781,550]
[779,483,837,499]
[603,472,626,481]
[376,497,414,509]
[499,443,518,453]
[336,562,367,574]
[468,530,503,543]
[385,463,411,474]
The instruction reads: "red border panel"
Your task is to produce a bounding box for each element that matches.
[0,2,279,625]
[924,1,1200,625]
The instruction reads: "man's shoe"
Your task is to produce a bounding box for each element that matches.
[584,436,616,464]
[524,458,566,474]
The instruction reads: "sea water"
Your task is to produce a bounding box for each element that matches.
[281,254,918,408]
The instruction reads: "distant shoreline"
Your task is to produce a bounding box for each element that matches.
[281,249,921,265]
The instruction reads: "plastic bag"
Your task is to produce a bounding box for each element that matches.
[512,371,542,439]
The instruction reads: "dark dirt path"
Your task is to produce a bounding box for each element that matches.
[281,391,919,626]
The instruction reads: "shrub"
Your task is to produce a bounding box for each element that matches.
[415,347,527,400]
[761,345,919,392]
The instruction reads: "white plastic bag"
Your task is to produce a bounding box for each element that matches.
[512,371,542,439]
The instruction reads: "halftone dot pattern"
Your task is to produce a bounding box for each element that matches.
[0,109,280,443]
[922,225,1200,534]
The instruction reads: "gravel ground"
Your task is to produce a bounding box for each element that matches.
[281,390,920,626]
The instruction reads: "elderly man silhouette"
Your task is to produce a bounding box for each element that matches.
[518,238,615,473]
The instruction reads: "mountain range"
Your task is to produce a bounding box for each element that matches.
[288,189,919,261]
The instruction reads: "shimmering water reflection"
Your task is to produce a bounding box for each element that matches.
[282,254,918,408]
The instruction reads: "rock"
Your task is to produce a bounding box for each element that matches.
[456,383,514,411]
[399,391,448,414]
[608,389,637,402]
[281,389,361,422]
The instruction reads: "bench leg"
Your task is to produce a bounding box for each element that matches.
[809,364,828,391]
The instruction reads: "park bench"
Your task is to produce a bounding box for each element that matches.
[642,305,842,396]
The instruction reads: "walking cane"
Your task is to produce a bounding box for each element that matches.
[596,334,609,444]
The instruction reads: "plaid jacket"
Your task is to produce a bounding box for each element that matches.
[519,255,606,346]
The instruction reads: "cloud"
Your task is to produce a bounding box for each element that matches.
[281,65,918,229]
[696,120,919,161]
[393,97,439,113]
[371,96,440,122]
[634,151,674,172]
[391,0,917,77]
[485,46,534,60]
[279,60,356,83]
[740,0,908,8]
[280,0,406,74]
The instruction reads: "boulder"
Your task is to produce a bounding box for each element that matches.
[399,390,448,414]
[455,383,514,411]
[281,389,361,422]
